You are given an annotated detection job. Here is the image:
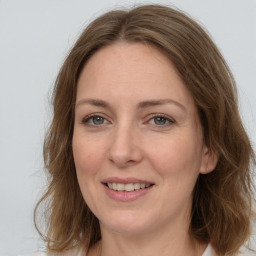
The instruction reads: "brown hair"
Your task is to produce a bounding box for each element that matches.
[34,4,255,255]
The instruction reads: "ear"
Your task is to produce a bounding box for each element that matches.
[199,145,219,174]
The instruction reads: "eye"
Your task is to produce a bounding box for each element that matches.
[147,114,174,127]
[82,114,108,126]
[152,116,168,125]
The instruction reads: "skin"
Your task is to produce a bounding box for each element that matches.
[72,42,218,256]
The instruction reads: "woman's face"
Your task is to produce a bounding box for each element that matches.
[73,42,216,235]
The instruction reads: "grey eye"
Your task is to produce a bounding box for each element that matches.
[92,116,105,125]
[153,117,168,125]
[82,114,109,127]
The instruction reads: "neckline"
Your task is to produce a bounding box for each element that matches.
[202,244,217,256]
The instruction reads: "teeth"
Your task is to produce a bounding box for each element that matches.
[134,183,140,190]
[125,183,134,192]
[116,183,125,191]
[107,182,152,192]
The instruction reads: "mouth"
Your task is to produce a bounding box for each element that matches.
[102,177,155,202]
[104,182,154,192]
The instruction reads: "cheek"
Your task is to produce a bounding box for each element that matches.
[72,135,105,175]
[72,137,106,211]
[72,137,104,202]
[148,134,203,181]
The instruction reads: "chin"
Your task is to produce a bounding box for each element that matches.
[99,211,154,235]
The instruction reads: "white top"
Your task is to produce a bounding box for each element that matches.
[19,243,218,256]
[202,244,217,256]
[19,243,255,256]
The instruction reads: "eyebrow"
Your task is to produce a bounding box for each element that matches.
[76,99,110,109]
[75,98,186,111]
[137,99,186,111]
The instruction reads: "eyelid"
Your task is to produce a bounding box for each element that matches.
[80,112,175,128]
[81,113,111,126]
[145,113,175,127]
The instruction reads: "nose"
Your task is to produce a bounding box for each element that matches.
[108,124,143,168]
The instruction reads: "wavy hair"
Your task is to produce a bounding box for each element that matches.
[34,4,255,255]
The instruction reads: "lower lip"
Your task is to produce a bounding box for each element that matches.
[103,184,154,202]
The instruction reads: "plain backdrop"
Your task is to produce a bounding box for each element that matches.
[0,0,255,255]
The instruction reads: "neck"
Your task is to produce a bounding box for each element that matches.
[88,220,206,256]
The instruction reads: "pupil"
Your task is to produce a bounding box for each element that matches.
[93,116,104,124]
[154,117,166,125]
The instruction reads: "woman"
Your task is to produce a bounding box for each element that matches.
[31,4,255,256]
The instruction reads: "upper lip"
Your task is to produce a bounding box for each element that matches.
[102,177,154,185]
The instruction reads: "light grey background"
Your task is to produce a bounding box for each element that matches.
[0,0,255,255]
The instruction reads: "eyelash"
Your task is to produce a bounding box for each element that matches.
[147,113,174,128]
[81,113,175,128]
[81,113,110,127]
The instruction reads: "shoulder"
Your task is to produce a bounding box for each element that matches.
[237,248,256,256]
[19,246,85,256]
[18,253,47,256]
[202,244,217,256]
[202,243,255,256]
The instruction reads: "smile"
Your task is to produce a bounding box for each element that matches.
[102,178,155,202]
[106,183,153,192]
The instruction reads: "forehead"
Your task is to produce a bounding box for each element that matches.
[76,42,195,110]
